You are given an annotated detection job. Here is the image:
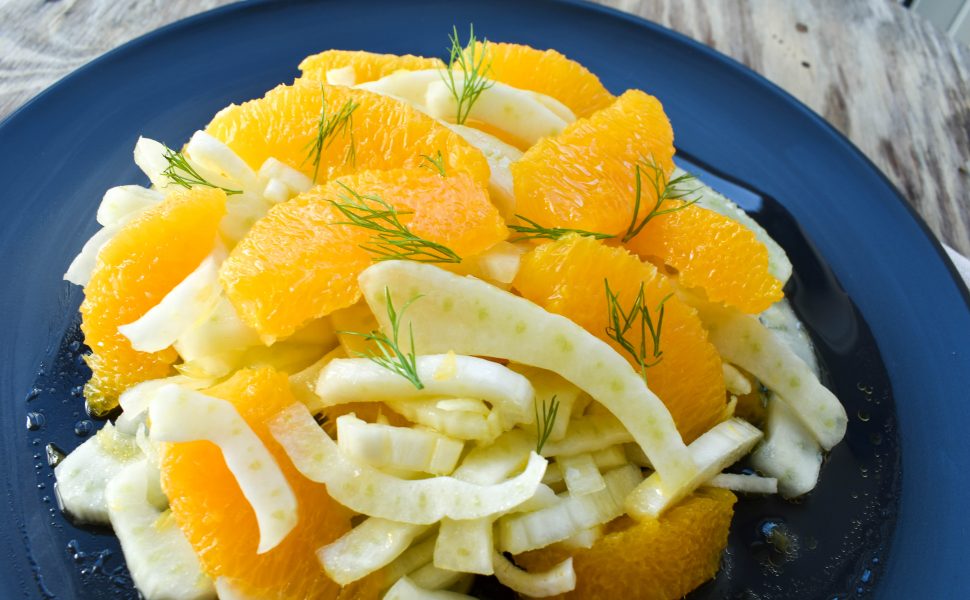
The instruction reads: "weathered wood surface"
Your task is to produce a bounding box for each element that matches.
[1,0,968,254]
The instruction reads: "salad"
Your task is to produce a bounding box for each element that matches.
[54,28,848,600]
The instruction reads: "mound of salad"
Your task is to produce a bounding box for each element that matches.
[55,28,848,600]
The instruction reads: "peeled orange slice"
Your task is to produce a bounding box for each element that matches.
[625,201,783,313]
[220,168,507,341]
[80,187,226,415]
[516,488,736,600]
[299,49,444,85]
[513,235,727,443]
[511,90,675,236]
[205,82,489,187]
[160,367,379,600]
[469,42,614,118]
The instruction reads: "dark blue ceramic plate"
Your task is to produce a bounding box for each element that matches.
[1,1,967,598]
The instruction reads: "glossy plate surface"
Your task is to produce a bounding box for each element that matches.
[0,1,967,598]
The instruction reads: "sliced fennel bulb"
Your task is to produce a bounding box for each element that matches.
[105,460,214,600]
[318,517,429,585]
[336,413,464,475]
[96,185,163,227]
[492,552,575,598]
[750,395,824,497]
[270,403,547,523]
[358,261,696,492]
[148,385,298,554]
[434,518,494,575]
[446,124,522,218]
[708,472,778,494]
[384,576,473,600]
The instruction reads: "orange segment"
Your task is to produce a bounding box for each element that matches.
[625,202,783,313]
[516,488,736,599]
[513,235,726,443]
[511,90,675,235]
[299,49,444,84]
[160,367,379,600]
[205,82,489,186]
[469,42,614,118]
[220,168,508,341]
[80,188,226,415]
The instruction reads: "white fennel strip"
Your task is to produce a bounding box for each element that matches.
[133,137,173,190]
[184,130,260,192]
[54,423,142,525]
[257,158,313,199]
[407,563,467,592]
[318,355,535,427]
[386,399,505,442]
[336,413,464,475]
[105,460,214,600]
[289,346,346,411]
[447,124,522,218]
[173,295,262,379]
[709,472,779,495]
[451,429,534,485]
[119,247,224,353]
[116,375,213,435]
[383,537,438,589]
[270,403,546,523]
[149,385,297,554]
[384,575,473,599]
[96,185,163,227]
[539,413,634,457]
[425,77,572,145]
[557,453,606,496]
[750,395,824,497]
[626,418,763,519]
[722,363,753,396]
[492,551,576,598]
[691,299,847,450]
[434,517,494,575]
[63,224,122,287]
[358,261,696,492]
[498,465,643,555]
[325,65,357,86]
[318,517,429,585]
[513,366,586,443]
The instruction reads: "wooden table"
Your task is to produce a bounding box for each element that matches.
[1,0,968,254]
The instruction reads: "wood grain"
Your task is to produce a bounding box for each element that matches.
[1,0,968,254]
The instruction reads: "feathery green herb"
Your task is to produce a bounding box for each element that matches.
[420,151,447,176]
[621,160,700,243]
[534,395,561,454]
[304,86,359,182]
[339,287,425,390]
[604,279,672,380]
[329,182,462,263]
[442,25,494,125]
[161,147,241,195]
[509,214,614,242]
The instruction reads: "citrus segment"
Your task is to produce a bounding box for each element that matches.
[511,90,675,235]
[299,50,444,84]
[469,42,614,118]
[205,82,489,187]
[516,488,736,600]
[160,367,379,600]
[80,188,226,415]
[513,235,726,443]
[220,168,507,340]
[625,202,783,313]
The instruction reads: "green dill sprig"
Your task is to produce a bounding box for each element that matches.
[339,287,424,390]
[329,182,462,263]
[604,279,672,380]
[304,86,359,182]
[509,214,614,242]
[420,151,447,176]
[621,160,700,243]
[442,25,494,125]
[161,147,241,195]
[534,395,561,454]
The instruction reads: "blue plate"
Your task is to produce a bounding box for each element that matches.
[0,1,967,598]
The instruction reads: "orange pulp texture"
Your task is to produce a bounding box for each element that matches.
[625,201,783,313]
[80,187,226,415]
[204,82,490,188]
[470,41,615,118]
[298,49,444,84]
[516,488,737,600]
[513,235,727,443]
[511,89,675,236]
[220,168,508,341]
[160,367,379,600]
